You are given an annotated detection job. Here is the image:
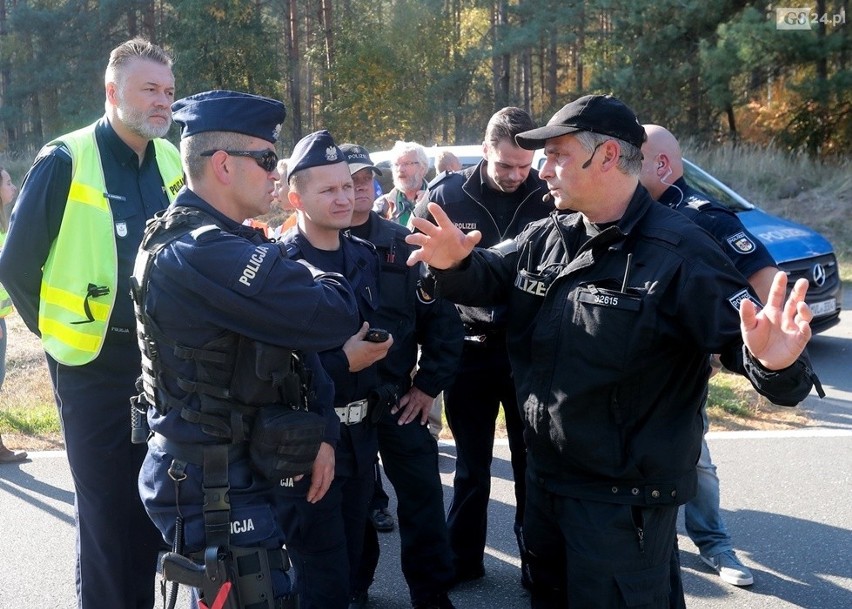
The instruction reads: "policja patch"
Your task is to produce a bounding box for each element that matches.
[229,243,277,295]
[726,231,756,254]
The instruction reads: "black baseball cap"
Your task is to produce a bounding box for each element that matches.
[515,94,646,150]
[340,143,383,176]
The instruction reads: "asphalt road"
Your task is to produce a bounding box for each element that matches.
[1,288,849,608]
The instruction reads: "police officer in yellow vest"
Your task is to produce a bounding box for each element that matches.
[0,38,182,609]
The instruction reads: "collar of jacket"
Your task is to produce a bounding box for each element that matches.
[460,159,544,207]
[559,184,654,252]
[657,176,689,209]
[173,189,243,233]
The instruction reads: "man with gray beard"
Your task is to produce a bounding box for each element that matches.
[0,38,182,608]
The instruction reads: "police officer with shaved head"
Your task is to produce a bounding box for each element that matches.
[133,91,360,609]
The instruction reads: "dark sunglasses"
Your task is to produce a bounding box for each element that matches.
[200,149,279,172]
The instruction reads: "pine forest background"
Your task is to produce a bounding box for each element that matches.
[0,0,849,160]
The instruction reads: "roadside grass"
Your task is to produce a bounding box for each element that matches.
[706,371,809,431]
[0,315,63,449]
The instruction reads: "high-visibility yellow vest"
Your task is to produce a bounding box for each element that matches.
[0,229,12,318]
[38,122,183,365]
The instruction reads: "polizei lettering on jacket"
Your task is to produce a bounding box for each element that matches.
[515,273,548,297]
[239,246,269,286]
[230,518,255,534]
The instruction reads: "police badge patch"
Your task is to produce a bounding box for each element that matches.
[727,288,762,312]
[726,231,756,254]
[115,221,128,238]
[416,281,435,305]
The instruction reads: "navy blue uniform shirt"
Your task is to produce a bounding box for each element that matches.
[659,177,776,283]
[0,117,170,338]
[348,211,463,398]
[282,229,381,477]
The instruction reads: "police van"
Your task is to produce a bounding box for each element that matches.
[371,144,841,333]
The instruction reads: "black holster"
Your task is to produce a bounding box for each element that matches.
[160,545,297,609]
[368,383,400,424]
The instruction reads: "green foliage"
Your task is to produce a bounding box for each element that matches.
[164,0,281,98]
[0,0,849,155]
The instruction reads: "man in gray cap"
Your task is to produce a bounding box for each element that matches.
[133,91,360,609]
[344,143,462,609]
[404,94,820,608]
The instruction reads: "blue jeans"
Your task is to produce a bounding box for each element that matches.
[683,409,733,557]
[0,317,6,390]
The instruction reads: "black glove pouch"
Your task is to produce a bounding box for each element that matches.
[249,407,325,482]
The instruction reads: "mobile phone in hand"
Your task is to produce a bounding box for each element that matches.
[365,328,390,343]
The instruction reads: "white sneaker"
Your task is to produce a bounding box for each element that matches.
[700,550,754,586]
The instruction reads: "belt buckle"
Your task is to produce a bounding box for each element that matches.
[338,399,368,425]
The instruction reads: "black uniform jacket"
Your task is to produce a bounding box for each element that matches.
[350,211,463,398]
[433,185,817,506]
[415,161,551,334]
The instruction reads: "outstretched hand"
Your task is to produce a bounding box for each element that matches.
[740,272,812,370]
[405,202,482,269]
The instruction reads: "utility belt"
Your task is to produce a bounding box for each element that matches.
[149,432,246,465]
[335,382,402,426]
[148,403,325,484]
[335,399,369,425]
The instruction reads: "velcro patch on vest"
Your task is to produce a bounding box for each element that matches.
[727,288,762,312]
[231,244,276,295]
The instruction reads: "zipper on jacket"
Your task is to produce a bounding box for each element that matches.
[631,506,646,554]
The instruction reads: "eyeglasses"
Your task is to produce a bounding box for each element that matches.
[393,160,421,170]
[200,149,279,173]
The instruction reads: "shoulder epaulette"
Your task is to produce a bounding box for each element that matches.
[345,232,377,253]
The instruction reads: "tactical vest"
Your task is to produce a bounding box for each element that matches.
[131,206,310,444]
[135,207,322,603]
[0,229,12,317]
[38,123,183,366]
